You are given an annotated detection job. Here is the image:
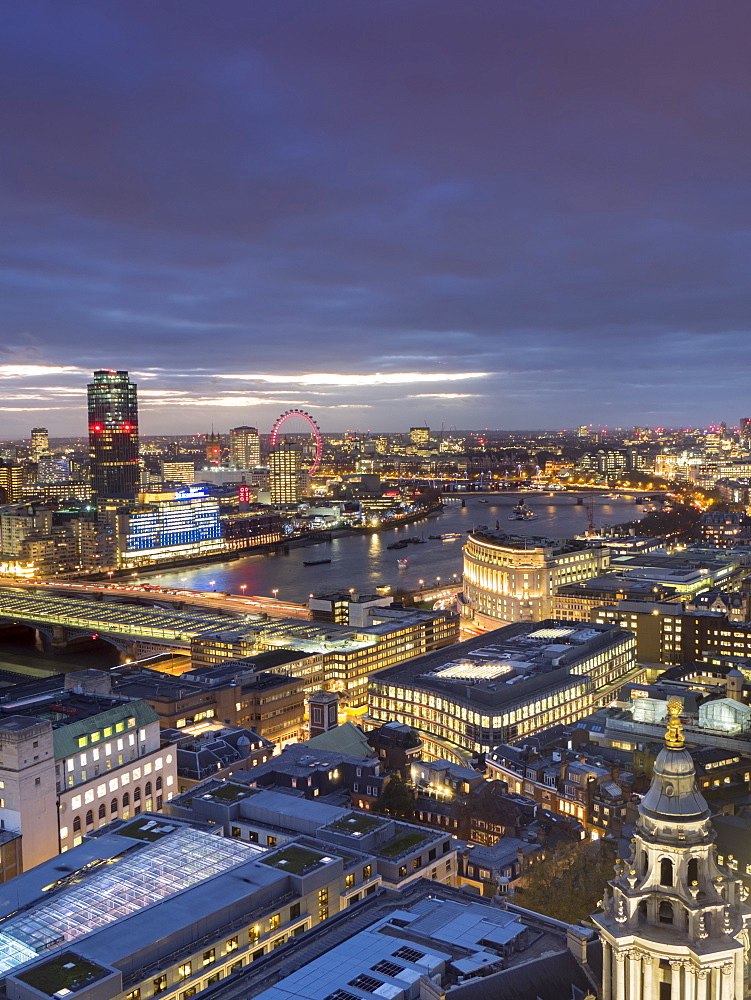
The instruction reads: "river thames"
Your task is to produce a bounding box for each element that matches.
[140,493,646,603]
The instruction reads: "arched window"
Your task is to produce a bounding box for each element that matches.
[111,798,118,813]
[640,850,648,876]
[660,858,673,886]
[122,792,130,807]
[659,901,673,924]
[637,900,647,923]
[134,786,141,802]
[145,781,152,796]
[73,816,81,832]
[98,804,106,820]
[85,810,93,826]
[156,776,163,790]
[687,858,699,885]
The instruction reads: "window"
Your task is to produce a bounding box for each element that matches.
[153,975,167,994]
[205,972,221,986]
[98,804,106,820]
[413,857,421,870]
[85,810,93,826]
[181,990,198,1000]
[134,787,141,802]
[688,858,699,885]
[178,962,192,980]
[125,991,141,1000]
[373,960,405,978]
[398,865,407,878]
[226,936,238,953]
[111,798,118,813]
[363,864,372,880]
[145,781,152,796]
[73,816,81,832]
[156,776,163,790]
[269,913,280,931]
[122,792,129,807]
[345,873,355,889]
[660,858,673,887]
[659,900,673,924]
[202,948,215,967]
[290,902,300,921]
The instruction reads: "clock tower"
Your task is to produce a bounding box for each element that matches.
[593,696,751,999]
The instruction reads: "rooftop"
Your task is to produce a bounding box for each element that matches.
[371,619,633,708]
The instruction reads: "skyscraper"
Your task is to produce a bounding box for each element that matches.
[30,427,49,462]
[229,426,260,468]
[269,443,301,503]
[87,370,139,498]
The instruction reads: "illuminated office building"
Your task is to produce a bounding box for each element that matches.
[369,620,638,760]
[230,426,260,469]
[29,427,48,462]
[87,370,139,498]
[113,487,224,567]
[463,530,610,625]
[409,426,430,448]
[269,443,301,504]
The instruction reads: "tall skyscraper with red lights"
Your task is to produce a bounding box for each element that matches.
[87,370,139,498]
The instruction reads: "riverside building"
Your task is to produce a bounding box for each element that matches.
[87,370,139,499]
[368,620,639,761]
[462,530,610,626]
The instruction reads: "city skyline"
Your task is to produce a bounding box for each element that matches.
[3,2,751,435]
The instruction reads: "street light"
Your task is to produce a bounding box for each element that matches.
[240,584,247,595]
[272,589,279,600]
[209,580,216,591]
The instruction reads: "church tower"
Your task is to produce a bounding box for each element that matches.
[593,696,751,999]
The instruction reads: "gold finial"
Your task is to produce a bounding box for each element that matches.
[665,695,684,749]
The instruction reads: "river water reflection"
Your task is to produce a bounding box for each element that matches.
[141,494,646,603]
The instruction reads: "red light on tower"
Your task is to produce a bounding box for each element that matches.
[91,424,102,433]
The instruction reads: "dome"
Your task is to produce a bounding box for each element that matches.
[638,697,710,825]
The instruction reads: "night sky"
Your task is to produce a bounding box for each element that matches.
[3,1,751,436]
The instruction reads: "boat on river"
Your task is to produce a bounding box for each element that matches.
[303,558,332,566]
[509,502,537,521]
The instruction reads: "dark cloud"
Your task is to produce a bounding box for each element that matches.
[1,0,751,435]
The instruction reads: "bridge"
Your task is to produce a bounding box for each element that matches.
[0,589,255,658]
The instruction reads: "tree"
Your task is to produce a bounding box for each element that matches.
[374,772,415,820]
[517,839,617,924]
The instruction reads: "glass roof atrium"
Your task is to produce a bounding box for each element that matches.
[0,589,246,642]
[0,828,258,977]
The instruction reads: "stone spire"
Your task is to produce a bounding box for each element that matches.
[592,697,751,999]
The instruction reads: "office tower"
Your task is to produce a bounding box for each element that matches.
[409,426,430,448]
[229,426,260,468]
[269,443,301,503]
[87,370,139,498]
[30,427,49,462]
[741,418,751,443]
[37,454,70,483]
[0,464,23,503]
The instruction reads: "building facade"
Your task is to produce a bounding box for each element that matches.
[593,698,751,999]
[269,443,302,504]
[230,426,260,469]
[87,370,139,499]
[463,531,610,624]
[369,620,639,760]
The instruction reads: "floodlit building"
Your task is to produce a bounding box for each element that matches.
[593,698,751,999]
[462,531,611,625]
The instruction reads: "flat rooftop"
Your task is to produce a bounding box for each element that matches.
[468,531,605,555]
[371,620,633,708]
